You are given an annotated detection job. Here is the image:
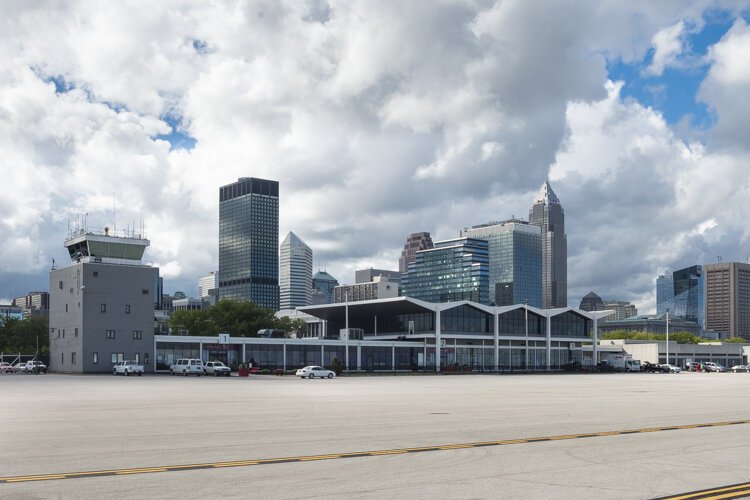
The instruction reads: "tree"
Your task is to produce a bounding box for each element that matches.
[168,299,277,337]
[0,316,49,355]
[274,316,308,337]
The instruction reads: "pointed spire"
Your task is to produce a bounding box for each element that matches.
[534,179,560,205]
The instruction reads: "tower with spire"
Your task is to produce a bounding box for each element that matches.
[529,180,567,308]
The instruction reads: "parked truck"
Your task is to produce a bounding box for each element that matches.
[599,353,640,372]
[113,360,144,376]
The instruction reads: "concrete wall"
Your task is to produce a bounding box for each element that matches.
[50,263,156,373]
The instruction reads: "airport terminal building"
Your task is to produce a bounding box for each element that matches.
[154,297,613,372]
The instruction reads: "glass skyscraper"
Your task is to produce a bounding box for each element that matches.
[529,180,567,308]
[672,265,704,328]
[656,273,674,316]
[279,231,312,310]
[460,219,542,307]
[401,237,490,304]
[218,177,279,310]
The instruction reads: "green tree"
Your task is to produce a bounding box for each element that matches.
[0,316,49,355]
[168,300,277,337]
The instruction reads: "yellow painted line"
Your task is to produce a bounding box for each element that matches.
[656,482,750,500]
[5,475,67,482]
[3,419,749,485]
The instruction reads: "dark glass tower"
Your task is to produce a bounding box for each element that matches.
[529,180,567,308]
[218,177,279,310]
[672,265,704,328]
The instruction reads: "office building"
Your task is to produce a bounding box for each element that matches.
[218,177,279,310]
[399,232,434,274]
[401,237,490,305]
[12,291,50,318]
[601,300,638,321]
[49,227,156,373]
[704,262,750,339]
[311,271,338,305]
[334,276,399,303]
[355,268,401,284]
[672,265,704,328]
[198,271,218,299]
[656,274,674,316]
[529,180,567,308]
[460,219,542,307]
[279,231,313,310]
[579,292,604,312]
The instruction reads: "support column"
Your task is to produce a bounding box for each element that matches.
[321,343,325,367]
[593,316,599,366]
[493,312,499,371]
[199,340,203,362]
[242,344,246,364]
[283,343,287,371]
[392,345,395,371]
[546,314,552,371]
[435,310,441,373]
[357,345,361,371]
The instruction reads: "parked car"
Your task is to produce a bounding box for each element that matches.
[296,366,335,379]
[13,362,27,373]
[113,360,144,376]
[0,362,13,373]
[25,360,47,373]
[204,361,231,377]
[661,363,682,373]
[703,362,726,373]
[730,364,750,373]
[562,361,583,372]
[685,362,703,372]
[170,358,203,376]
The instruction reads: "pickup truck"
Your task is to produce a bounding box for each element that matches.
[25,360,47,374]
[113,360,144,376]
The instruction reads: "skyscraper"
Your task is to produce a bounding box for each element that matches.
[656,273,674,316]
[529,180,567,308]
[460,219,542,307]
[399,232,434,274]
[279,231,312,310]
[198,271,218,299]
[311,271,338,305]
[672,265,704,328]
[401,237,490,304]
[704,262,750,339]
[579,291,604,312]
[218,177,279,310]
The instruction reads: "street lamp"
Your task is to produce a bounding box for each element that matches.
[665,308,669,366]
[524,298,529,370]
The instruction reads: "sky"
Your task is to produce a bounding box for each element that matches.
[2,1,750,313]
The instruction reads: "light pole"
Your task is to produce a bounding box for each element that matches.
[665,308,669,366]
[524,298,529,370]
[345,290,349,372]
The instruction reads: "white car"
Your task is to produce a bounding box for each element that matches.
[204,361,231,377]
[730,364,750,373]
[170,358,204,376]
[296,366,335,379]
[13,362,27,373]
[661,363,682,373]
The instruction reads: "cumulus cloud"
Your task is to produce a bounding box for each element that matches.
[644,21,686,76]
[0,0,748,315]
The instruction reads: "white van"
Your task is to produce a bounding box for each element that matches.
[170,358,204,376]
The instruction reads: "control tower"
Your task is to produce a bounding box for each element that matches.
[49,224,157,374]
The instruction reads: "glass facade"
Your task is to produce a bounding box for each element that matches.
[461,220,542,307]
[441,305,494,334]
[672,265,704,328]
[656,274,675,316]
[401,238,490,305]
[311,271,338,305]
[550,311,590,337]
[218,177,279,310]
[497,308,546,336]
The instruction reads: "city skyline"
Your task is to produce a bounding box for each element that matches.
[3,3,750,314]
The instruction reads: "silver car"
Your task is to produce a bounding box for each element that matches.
[730,364,750,373]
[296,366,335,379]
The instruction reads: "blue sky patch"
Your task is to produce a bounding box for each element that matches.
[154,114,197,151]
[605,9,739,130]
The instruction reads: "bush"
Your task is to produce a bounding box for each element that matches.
[330,357,344,376]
